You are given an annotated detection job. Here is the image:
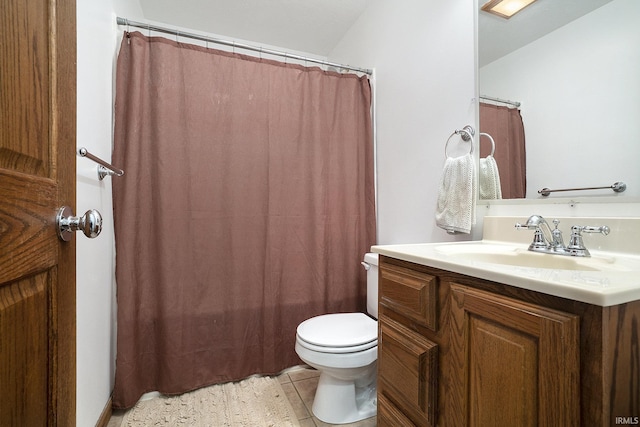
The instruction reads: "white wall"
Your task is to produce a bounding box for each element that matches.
[76,1,143,425]
[479,0,640,200]
[329,0,478,244]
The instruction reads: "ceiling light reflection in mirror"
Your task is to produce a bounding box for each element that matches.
[481,0,537,19]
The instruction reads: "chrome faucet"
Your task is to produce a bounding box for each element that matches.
[515,215,609,257]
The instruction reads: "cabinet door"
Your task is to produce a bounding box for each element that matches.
[380,262,438,330]
[449,283,579,427]
[378,394,415,427]
[379,317,438,426]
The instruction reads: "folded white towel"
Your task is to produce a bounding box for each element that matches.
[435,153,476,234]
[479,155,502,200]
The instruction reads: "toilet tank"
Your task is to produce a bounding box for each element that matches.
[362,253,379,319]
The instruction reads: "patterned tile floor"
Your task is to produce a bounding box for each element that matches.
[107,366,376,427]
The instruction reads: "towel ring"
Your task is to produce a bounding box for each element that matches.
[479,132,495,156]
[445,127,474,159]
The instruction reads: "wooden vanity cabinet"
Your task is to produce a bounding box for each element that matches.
[377,255,640,426]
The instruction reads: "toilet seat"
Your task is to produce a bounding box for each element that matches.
[296,313,377,354]
[297,335,377,353]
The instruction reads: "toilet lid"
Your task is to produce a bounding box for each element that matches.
[296,312,377,348]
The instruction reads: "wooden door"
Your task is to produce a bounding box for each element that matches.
[0,0,76,425]
[449,283,580,427]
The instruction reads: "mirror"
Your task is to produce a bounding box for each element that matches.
[478,0,640,200]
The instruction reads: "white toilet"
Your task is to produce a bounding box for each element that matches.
[295,253,379,424]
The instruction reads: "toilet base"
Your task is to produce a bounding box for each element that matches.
[311,369,377,424]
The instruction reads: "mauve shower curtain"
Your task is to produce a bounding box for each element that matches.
[479,102,527,198]
[111,32,376,409]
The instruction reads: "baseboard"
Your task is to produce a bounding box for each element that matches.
[95,396,113,427]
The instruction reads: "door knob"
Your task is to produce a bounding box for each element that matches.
[56,206,102,241]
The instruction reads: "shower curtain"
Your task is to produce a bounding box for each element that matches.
[111,31,376,409]
[479,102,527,198]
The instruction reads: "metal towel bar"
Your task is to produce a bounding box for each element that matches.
[538,181,626,197]
[78,147,124,180]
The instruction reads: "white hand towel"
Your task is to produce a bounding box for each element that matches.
[479,155,502,200]
[435,153,476,234]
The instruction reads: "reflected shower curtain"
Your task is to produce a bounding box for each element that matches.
[479,102,527,198]
[111,32,376,409]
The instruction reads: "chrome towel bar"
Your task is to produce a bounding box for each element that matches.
[78,147,124,180]
[538,181,626,197]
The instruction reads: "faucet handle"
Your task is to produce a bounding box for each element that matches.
[577,225,610,235]
[515,218,550,250]
[567,224,609,257]
[529,229,548,250]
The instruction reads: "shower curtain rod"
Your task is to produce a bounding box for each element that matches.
[116,17,373,76]
[479,95,521,108]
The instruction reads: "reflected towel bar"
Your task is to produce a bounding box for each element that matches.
[78,147,124,180]
[538,182,626,197]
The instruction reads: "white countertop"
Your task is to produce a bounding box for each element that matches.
[372,216,640,307]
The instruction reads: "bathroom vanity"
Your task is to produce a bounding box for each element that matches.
[373,217,640,426]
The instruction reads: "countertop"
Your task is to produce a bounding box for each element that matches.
[372,216,640,306]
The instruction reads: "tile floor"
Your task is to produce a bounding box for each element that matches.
[107,366,376,427]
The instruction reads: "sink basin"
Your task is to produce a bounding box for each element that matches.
[434,243,627,272]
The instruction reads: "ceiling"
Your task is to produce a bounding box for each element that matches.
[138,0,372,57]
[478,0,614,67]
[137,0,614,63]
